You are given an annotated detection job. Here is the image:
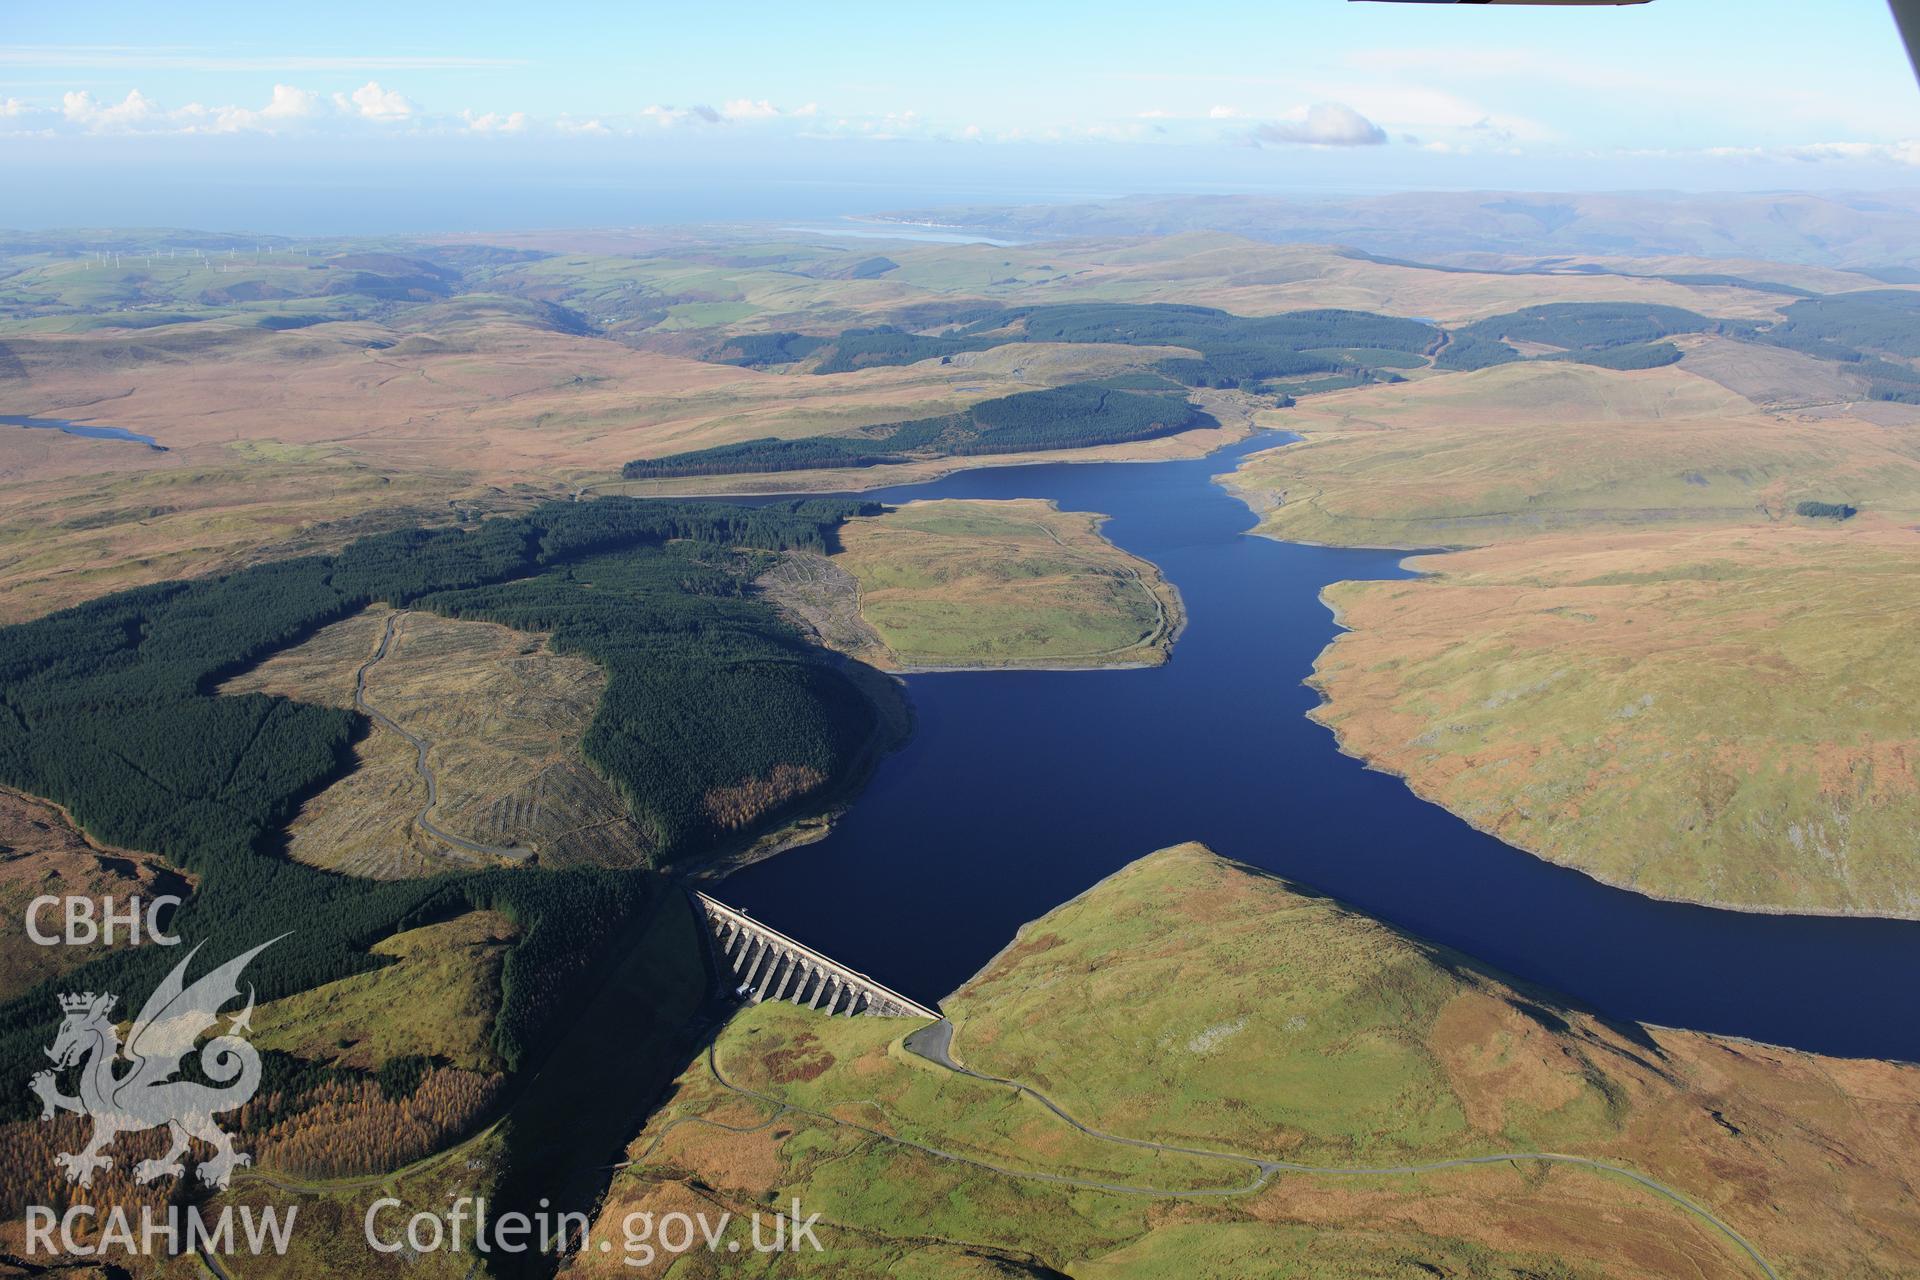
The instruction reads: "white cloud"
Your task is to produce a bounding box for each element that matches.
[794,106,936,141]
[61,85,322,134]
[638,98,811,126]
[555,116,611,135]
[334,80,414,121]
[1323,85,1550,144]
[1083,122,1152,141]
[461,108,528,133]
[261,83,320,119]
[1703,139,1920,166]
[61,88,158,131]
[798,107,927,141]
[1207,104,1239,119]
[42,81,419,135]
[1,96,27,117]
[639,102,723,126]
[1342,45,1916,141]
[203,83,321,132]
[1249,102,1387,148]
[720,97,780,120]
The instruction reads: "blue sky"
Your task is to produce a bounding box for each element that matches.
[3,1,1918,232]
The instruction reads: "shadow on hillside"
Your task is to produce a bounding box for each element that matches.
[484,891,723,1279]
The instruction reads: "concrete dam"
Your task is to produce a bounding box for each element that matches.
[692,890,940,1021]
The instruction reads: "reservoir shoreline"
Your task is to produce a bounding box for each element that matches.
[710,428,1920,1064]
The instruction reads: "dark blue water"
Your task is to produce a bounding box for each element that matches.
[0,416,166,450]
[724,432,1920,1062]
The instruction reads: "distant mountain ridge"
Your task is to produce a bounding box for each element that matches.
[874,189,1920,271]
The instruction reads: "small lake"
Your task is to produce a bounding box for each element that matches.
[0,415,166,451]
[723,430,1920,1062]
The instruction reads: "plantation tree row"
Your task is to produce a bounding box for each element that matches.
[1737,291,1920,400]
[624,382,1213,479]
[1436,303,1713,371]
[708,301,1439,389]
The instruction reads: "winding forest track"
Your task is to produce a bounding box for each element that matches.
[353,610,531,865]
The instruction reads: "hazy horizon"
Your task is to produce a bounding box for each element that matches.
[10,175,1920,242]
[6,1,1919,235]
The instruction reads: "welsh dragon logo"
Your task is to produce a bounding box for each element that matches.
[29,938,279,1190]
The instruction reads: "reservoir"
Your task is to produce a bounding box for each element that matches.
[0,415,166,450]
[723,430,1920,1062]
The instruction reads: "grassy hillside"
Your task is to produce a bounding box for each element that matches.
[250,910,516,1072]
[1226,353,1920,916]
[762,499,1181,670]
[1231,361,1920,548]
[600,844,1920,1278]
[0,249,460,334]
[1311,522,1920,916]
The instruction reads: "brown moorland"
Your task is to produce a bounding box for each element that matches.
[0,232,1822,624]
